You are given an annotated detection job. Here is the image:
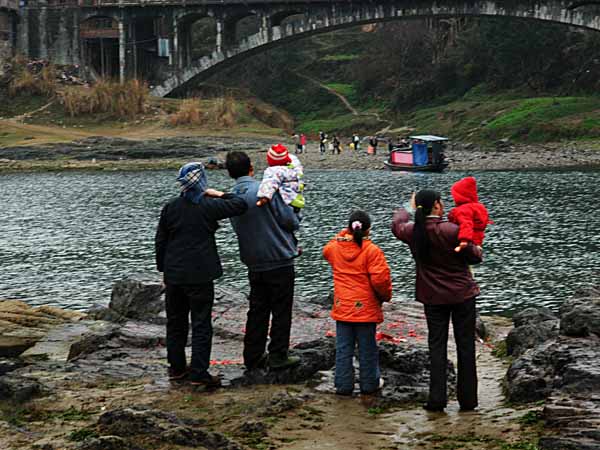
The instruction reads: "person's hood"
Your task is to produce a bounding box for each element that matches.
[332,230,369,261]
[451,176,478,205]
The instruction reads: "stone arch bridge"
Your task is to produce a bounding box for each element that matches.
[12,0,600,97]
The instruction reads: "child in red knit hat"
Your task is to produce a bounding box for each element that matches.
[257,143,305,212]
[447,176,492,252]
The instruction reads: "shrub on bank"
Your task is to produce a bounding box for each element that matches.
[7,57,57,98]
[168,96,239,128]
[61,79,148,119]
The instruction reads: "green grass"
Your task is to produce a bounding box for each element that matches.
[323,83,359,104]
[406,92,600,143]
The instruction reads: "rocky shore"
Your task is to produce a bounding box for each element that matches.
[1,281,599,449]
[0,136,599,172]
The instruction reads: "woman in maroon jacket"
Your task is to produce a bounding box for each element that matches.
[391,190,482,412]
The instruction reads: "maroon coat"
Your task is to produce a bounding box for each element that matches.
[391,209,482,305]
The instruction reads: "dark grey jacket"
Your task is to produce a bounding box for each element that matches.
[230,176,300,272]
[155,194,247,285]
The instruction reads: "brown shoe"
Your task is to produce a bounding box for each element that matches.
[189,373,221,388]
[168,366,190,381]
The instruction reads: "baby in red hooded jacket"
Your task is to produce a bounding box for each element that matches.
[448,176,492,252]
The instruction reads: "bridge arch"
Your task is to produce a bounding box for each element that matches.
[150,0,600,97]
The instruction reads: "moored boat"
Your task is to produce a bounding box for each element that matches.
[384,135,449,172]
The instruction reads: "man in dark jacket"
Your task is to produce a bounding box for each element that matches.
[225,151,301,371]
[155,162,247,386]
[391,190,482,412]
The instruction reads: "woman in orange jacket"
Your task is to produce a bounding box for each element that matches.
[323,210,392,395]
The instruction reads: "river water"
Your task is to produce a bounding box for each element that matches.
[0,169,598,315]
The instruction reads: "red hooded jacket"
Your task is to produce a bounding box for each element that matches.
[323,231,392,323]
[447,177,491,246]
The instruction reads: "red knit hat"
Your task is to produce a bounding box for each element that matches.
[267,143,291,166]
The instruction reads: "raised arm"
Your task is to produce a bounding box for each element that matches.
[205,192,248,221]
[391,208,412,243]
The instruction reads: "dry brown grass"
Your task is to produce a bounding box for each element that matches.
[168,96,239,128]
[61,79,148,119]
[8,61,57,97]
[168,98,204,126]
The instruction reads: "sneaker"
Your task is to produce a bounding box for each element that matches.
[168,366,190,381]
[268,354,301,370]
[189,372,221,388]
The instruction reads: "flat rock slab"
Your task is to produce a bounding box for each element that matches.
[22,321,118,362]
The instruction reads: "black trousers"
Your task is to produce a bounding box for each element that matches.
[244,266,295,366]
[165,282,214,376]
[424,298,478,409]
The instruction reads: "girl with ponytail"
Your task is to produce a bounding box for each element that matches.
[323,210,392,396]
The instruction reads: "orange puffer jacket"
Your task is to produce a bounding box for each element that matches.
[323,230,392,323]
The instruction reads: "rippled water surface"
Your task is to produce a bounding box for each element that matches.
[1,169,598,314]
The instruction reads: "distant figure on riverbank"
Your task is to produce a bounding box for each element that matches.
[352,133,361,152]
[293,133,302,154]
[300,133,307,153]
[256,143,305,215]
[391,190,482,412]
[447,177,492,253]
[333,135,341,154]
[226,151,302,371]
[155,162,248,387]
[319,131,327,154]
[323,210,392,396]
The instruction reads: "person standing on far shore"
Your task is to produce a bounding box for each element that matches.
[391,190,482,412]
[353,133,360,152]
[300,133,307,153]
[226,151,302,371]
[155,162,248,387]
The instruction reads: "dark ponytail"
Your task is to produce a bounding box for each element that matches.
[348,210,371,247]
[413,190,441,262]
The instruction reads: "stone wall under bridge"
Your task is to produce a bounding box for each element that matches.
[12,0,600,96]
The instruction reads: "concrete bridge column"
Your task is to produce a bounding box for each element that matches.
[260,13,272,43]
[17,9,28,57]
[184,23,192,67]
[118,16,126,83]
[215,18,224,53]
[172,16,181,69]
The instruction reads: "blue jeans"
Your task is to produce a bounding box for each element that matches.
[335,321,380,394]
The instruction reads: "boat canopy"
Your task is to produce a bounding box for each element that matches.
[409,135,449,142]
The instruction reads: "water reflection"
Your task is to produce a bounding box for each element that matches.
[0,169,598,314]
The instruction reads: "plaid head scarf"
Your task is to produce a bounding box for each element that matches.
[177,162,208,204]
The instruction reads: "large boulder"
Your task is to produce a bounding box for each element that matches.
[505,337,600,404]
[94,408,243,450]
[506,320,559,357]
[560,295,600,337]
[107,279,164,322]
[512,307,558,328]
